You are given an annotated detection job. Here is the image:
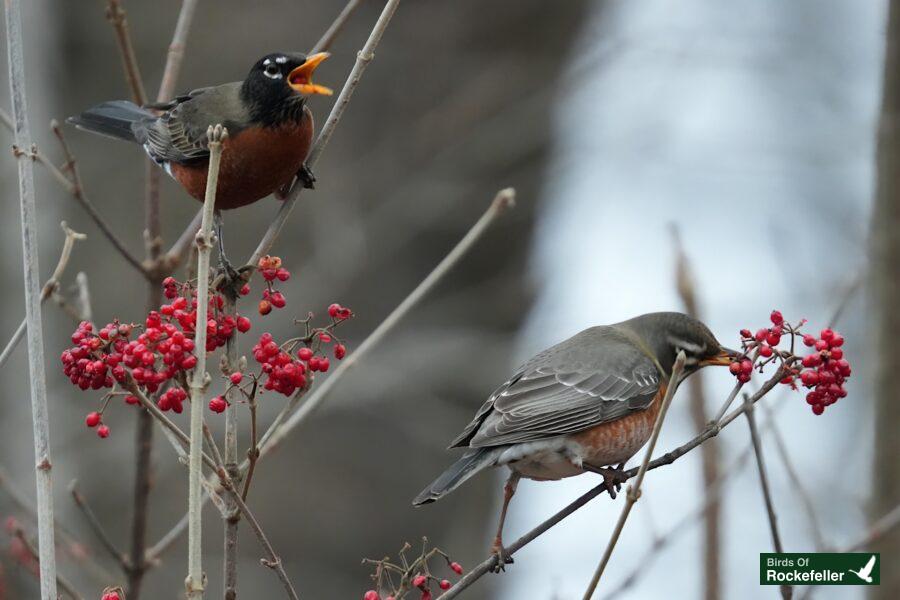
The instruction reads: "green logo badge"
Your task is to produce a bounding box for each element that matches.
[760,553,879,585]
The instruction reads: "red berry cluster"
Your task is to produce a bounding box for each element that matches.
[732,310,851,415]
[363,544,463,600]
[798,328,850,415]
[257,255,291,316]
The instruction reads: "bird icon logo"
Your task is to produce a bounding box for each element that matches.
[848,555,877,583]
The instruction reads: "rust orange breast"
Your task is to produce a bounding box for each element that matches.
[169,108,314,210]
[568,383,666,467]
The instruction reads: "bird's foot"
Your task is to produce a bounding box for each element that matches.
[297,162,316,190]
[489,541,514,574]
[215,258,252,299]
[596,465,628,500]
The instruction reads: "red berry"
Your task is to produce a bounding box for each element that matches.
[276,268,291,282]
[802,334,816,347]
[328,303,341,318]
[209,396,227,413]
[450,562,464,575]
[102,592,121,600]
[96,425,110,438]
[319,357,330,372]
[758,344,773,358]
[412,574,426,588]
[85,412,101,428]
[770,310,783,325]
[740,329,752,339]
[230,372,243,385]
[270,292,286,309]
[829,334,844,348]
[319,332,332,343]
[125,394,139,405]
[259,300,272,315]
[800,370,819,386]
[820,328,834,341]
[364,592,380,600]
[765,331,781,347]
[439,579,451,590]
[334,344,347,359]
[298,347,313,361]
[239,283,251,296]
[236,316,252,333]
[181,355,197,370]
[754,328,768,342]
[421,592,432,600]
[811,403,824,415]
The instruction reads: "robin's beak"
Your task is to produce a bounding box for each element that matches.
[700,346,742,367]
[288,52,333,96]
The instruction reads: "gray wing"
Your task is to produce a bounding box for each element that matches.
[135,82,250,165]
[450,326,661,448]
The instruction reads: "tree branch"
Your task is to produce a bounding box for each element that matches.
[743,394,791,600]
[582,352,686,599]
[5,2,58,597]
[310,0,365,54]
[185,124,227,599]
[69,481,131,573]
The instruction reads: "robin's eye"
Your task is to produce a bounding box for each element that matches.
[263,63,281,79]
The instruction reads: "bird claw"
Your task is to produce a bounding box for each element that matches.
[598,466,628,499]
[489,544,514,573]
[297,163,316,190]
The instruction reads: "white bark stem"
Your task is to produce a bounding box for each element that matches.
[4,1,58,598]
[186,125,227,598]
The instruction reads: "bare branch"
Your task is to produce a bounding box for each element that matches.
[743,394,791,600]
[5,2,59,596]
[582,352,686,599]
[256,188,516,459]
[310,0,365,54]
[185,124,227,599]
[69,481,131,573]
[8,522,83,600]
[105,0,148,104]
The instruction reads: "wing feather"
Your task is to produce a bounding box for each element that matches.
[452,326,661,449]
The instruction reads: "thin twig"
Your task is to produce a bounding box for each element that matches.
[0,467,115,584]
[582,352,686,599]
[185,124,227,599]
[9,523,83,600]
[105,0,148,104]
[215,467,301,600]
[246,0,404,268]
[76,272,93,322]
[155,0,200,103]
[763,403,827,551]
[240,387,260,502]
[310,0,365,54]
[257,188,516,459]
[743,394,791,600]
[222,296,242,599]
[441,365,791,599]
[0,223,86,371]
[5,2,58,597]
[69,481,131,572]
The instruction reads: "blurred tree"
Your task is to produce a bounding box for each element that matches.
[871,1,900,598]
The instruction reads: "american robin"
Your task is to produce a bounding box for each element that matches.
[68,52,332,210]
[412,311,739,569]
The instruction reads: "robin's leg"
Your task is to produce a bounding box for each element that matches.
[582,462,628,499]
[213,211,248,293]
[489,470,520,573]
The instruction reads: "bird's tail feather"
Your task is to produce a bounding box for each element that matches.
[412,448,500,506]
[67,100,152,143]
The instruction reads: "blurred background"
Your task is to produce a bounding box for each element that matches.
[0,0,895,599]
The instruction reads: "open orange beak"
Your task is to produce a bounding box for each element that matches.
[700,347,742,367]
[288,52,333,96]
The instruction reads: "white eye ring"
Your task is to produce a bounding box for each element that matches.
[263,63,282,79]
